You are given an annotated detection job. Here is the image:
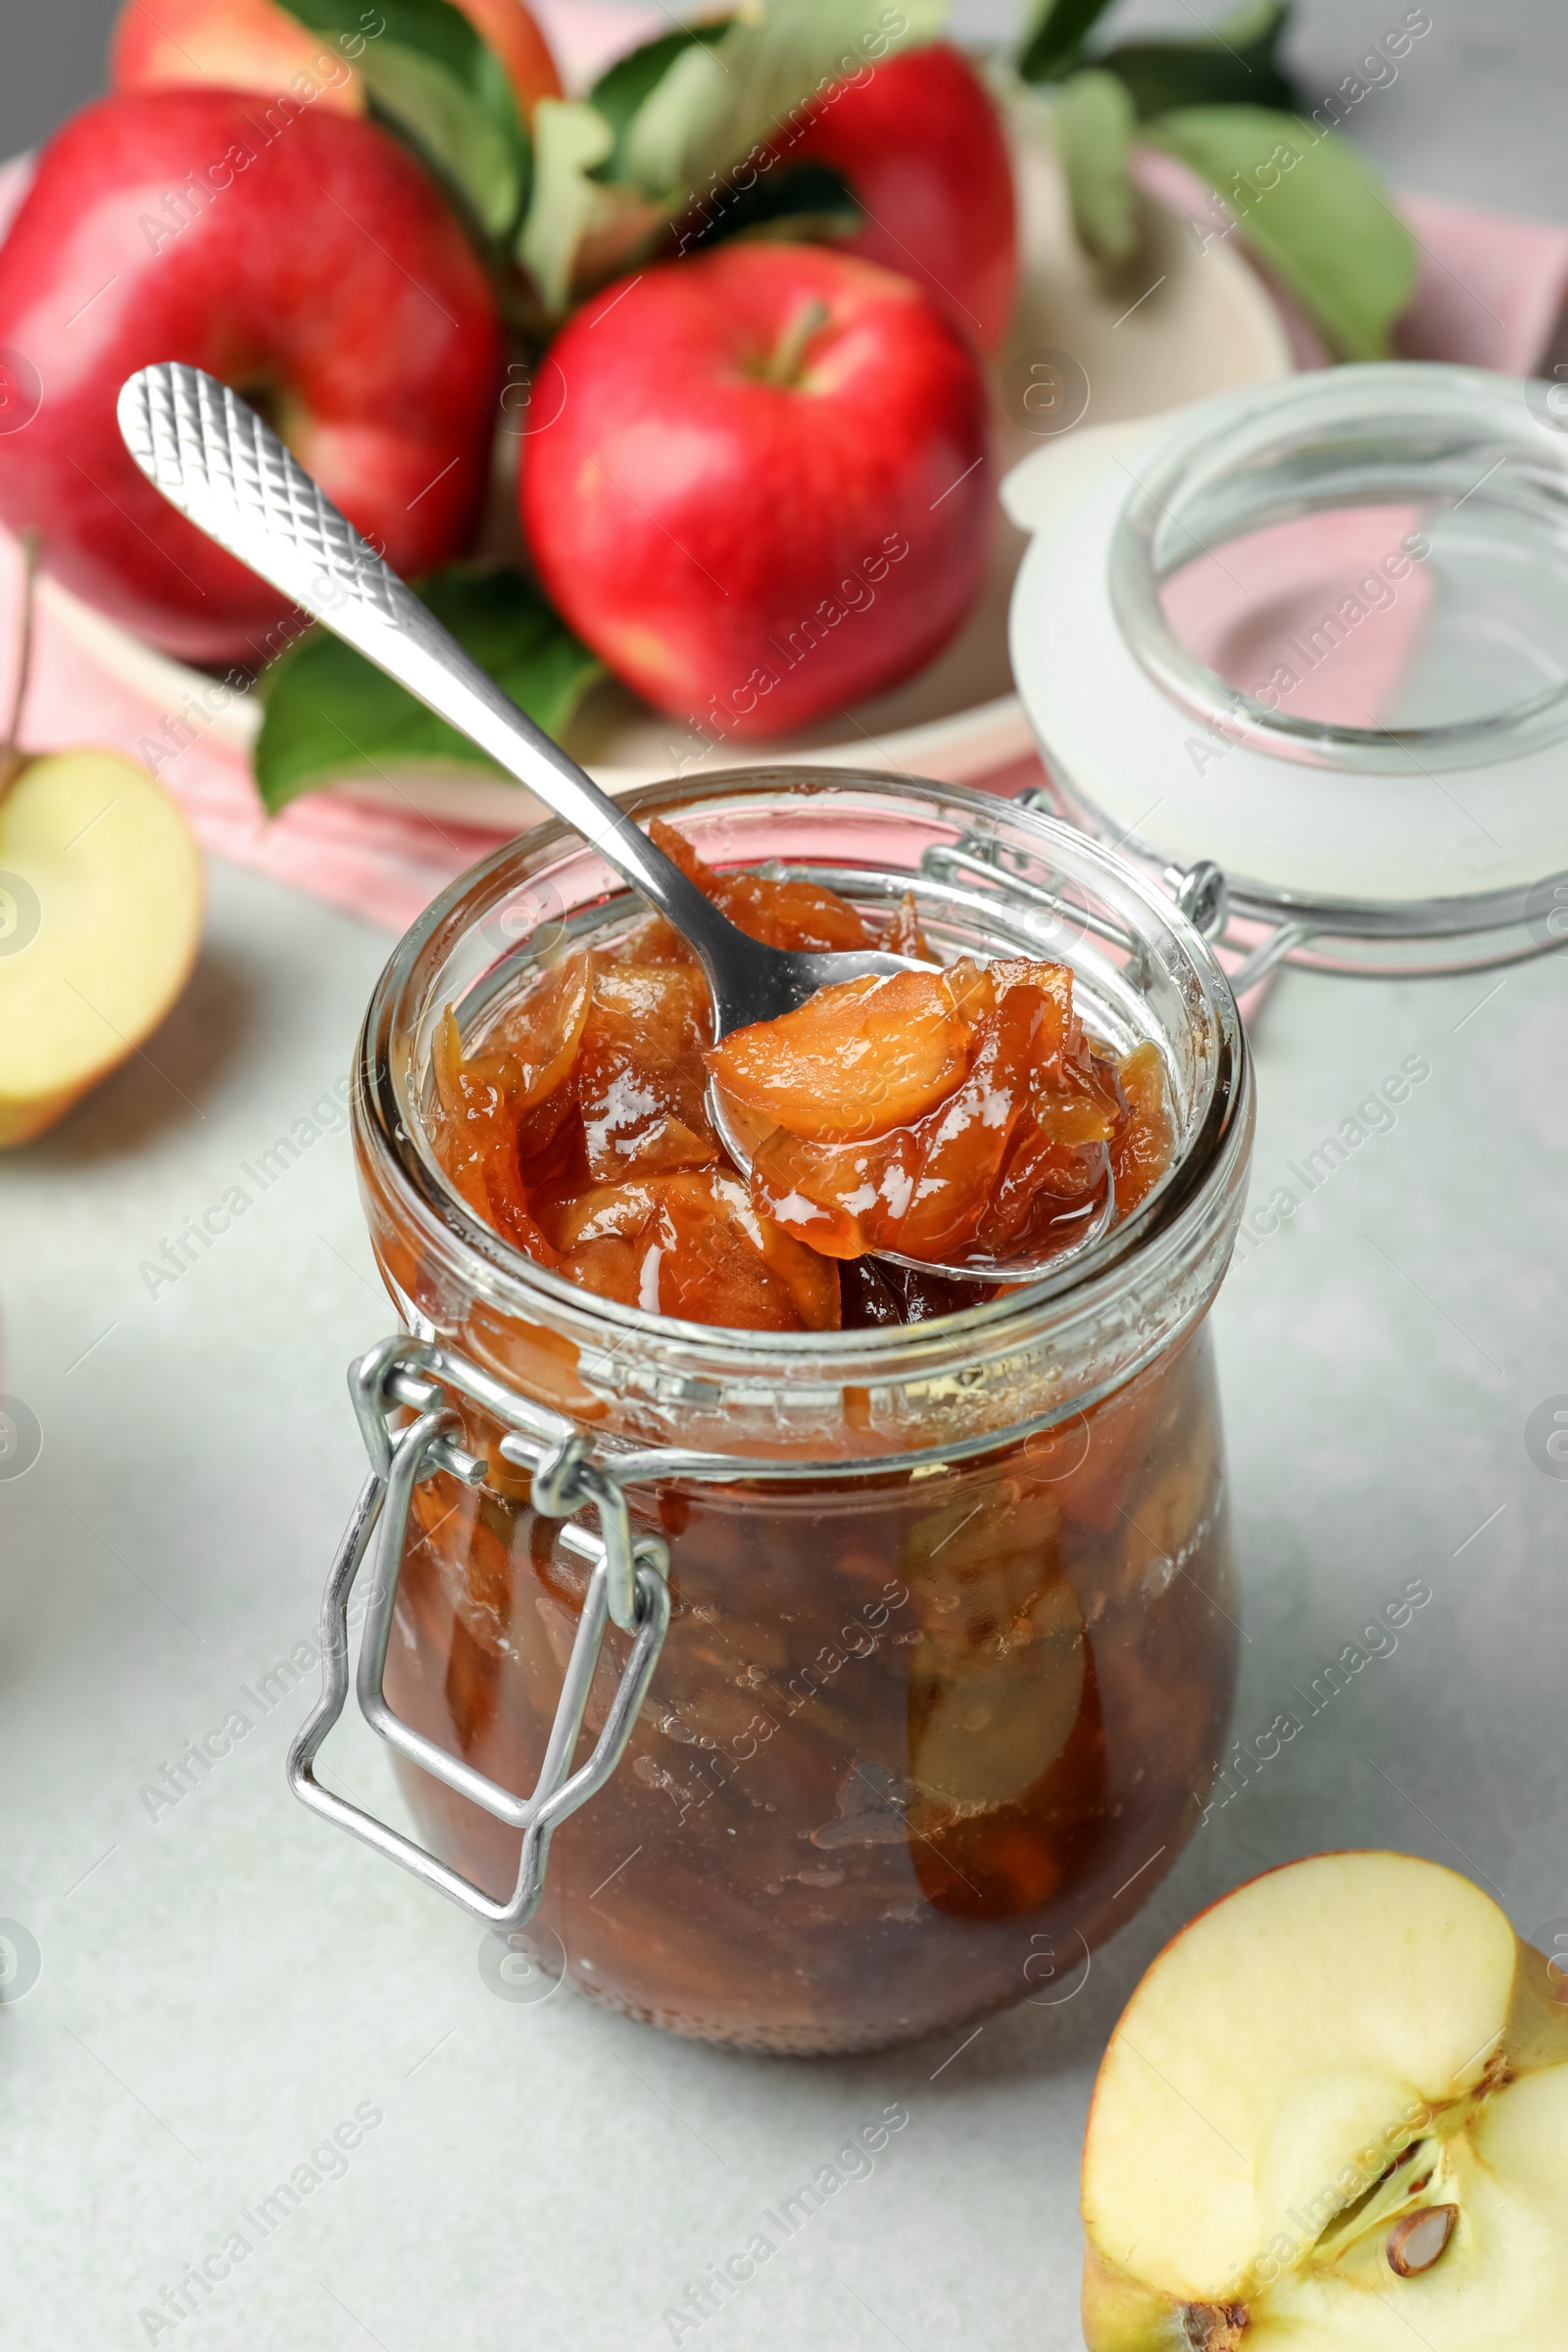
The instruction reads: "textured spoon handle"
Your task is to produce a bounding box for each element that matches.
[116,364,717,936]
[119,362,426,644]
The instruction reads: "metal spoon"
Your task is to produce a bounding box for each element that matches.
[118,363,1113,1284]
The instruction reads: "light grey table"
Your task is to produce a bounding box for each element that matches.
[9,868,1567,2352]
[4,8,1568,2349]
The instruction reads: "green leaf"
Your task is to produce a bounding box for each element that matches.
[589,21,736,179]
[515,97,616,316]
[252,565,605,814]
[1018,0,1121,85]
[1100,1,1300,118]
[616,0,947,199]
[514,0,941,310]
[277,0,529,234]
[1054,70,1137,261]
[1149,106,1417,360]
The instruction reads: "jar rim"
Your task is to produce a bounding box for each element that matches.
[354,770,1252,1446]
[1107,363,1568,778]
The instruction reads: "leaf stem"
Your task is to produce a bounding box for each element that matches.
[764,298,830,386]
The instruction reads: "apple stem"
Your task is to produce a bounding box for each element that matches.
[765,300,831,387]
[0,529,39,806]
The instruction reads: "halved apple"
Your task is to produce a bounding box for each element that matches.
[1081,1851,1568,2350]
[0,749,203,1145]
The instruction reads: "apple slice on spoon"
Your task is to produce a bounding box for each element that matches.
[1081,1851,1568,2350]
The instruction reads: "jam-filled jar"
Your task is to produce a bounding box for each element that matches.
[291,769,1252,2054]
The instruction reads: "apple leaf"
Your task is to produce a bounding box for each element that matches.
[615,0,946,198]
[1099,1,1301,118]
[277,0,529,234]
[589,22,736,179]
[514,0,938,311]
[1147,107,1416,359]
[516,98,617,314]
[1054,70,1137,262]
[251,564,605,814]
[1018,0,1121,85]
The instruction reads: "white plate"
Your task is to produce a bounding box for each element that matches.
[39,96,1292,828]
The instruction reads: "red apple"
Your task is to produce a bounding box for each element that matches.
[109,0,361,115]
[0,90,503,665]
[436,0,564,118]
[110,0,564,124]
[777,42,1018,355]
[521,242,993,739]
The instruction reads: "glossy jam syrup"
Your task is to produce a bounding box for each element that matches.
[429,820,1170,1324]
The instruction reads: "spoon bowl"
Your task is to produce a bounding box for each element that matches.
[118,363,1116,1287]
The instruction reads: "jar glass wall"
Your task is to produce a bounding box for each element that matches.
[352,771,1253,2052]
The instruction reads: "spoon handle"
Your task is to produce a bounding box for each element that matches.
[117,364,722,948]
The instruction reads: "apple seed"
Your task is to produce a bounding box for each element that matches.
[1387,2204,1458,2278]
[1181,2303,1248,2349]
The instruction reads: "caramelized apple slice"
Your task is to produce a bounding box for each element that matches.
[575,961,717,1180]
[482,1148,563,1266]
[889,982,1044,1258]
[885,890,934,962]
[432,956,593,1178]
[709,967,972,1143]
[1111,1040,1172,1215]
[746,984,1040,1261]
[1019,965,1122,1148]
[618,910,698,966]
[554,1171,840,1332]
[646,814,723,896]
[647,815,872,954]
[974,1119,1108,1258]
[715,871,873,953]
[652,1171,841,1331]
[472,947,594,1107]
[734,958,1158,1270]
[431,1006,509,1225]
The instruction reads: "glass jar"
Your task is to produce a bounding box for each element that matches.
[299,769,1252,2055]
[1007,364,1568,980]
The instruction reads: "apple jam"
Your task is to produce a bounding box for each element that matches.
[352,773,1253,2052]
[380,1318,1234,2050]
[427,818,1172,1317]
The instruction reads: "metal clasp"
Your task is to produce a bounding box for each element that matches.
[287,1336,671,1932]
[1012,788,1305,995]
[921,827,1149,972]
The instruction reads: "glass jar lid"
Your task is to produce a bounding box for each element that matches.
[1007,364,1568,974]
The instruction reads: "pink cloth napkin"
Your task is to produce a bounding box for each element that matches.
[2,125,1565,937]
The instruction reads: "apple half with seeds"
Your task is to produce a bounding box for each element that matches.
[1081,1851,1568,2350]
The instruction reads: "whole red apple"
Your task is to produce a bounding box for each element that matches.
[0,90,502,664]
[110,0,564,124]
[521,243,992,740]
[776,42,1018,355]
